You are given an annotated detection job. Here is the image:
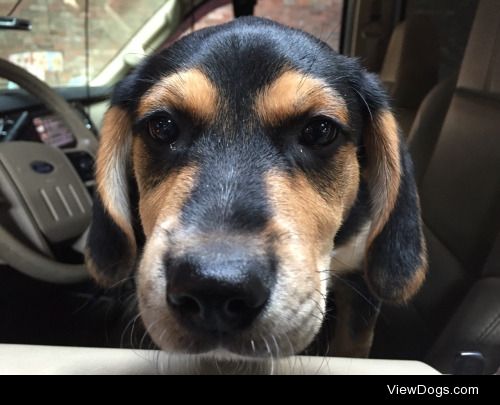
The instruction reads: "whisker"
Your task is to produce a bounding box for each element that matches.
[108,275,136,290]
[139,319,158,350]
[271,334,281,360]
[352,87,373,122]
[329,272,380,312]
[120,313,141,348]
[260,334,274,375]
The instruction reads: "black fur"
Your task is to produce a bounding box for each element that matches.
[87,193,134,283]
[334,179,371,246]
[87,172,144,284]
[181,133,276,233]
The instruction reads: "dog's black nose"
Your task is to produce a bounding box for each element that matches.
[166,247,274,335]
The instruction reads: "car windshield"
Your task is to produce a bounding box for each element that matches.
[0,0,166,90]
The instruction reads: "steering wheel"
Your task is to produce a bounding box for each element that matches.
[0,58,98,283]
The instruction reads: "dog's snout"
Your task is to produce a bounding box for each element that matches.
[166,247,274,334]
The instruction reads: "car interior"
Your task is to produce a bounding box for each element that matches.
[0,0,498,375]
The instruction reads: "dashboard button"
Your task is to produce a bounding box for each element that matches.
[65,151,94,182]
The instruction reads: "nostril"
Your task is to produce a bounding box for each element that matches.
[168,293,202,316]
[224,295,267,319]
[224,298,249,317]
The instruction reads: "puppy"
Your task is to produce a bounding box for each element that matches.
[86,17,427,358]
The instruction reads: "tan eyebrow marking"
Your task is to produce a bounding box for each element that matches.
[254,69,349,126]
[138,68,218,122]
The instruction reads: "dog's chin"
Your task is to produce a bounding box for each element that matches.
[152,329,309,360]
[171,345,295,361]
[143,305,325,360]
[199,348,278,362]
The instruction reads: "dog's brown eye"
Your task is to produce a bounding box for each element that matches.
[300,118,338,147]
[148,117,179,142]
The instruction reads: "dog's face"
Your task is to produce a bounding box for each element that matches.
[87,18,425,357]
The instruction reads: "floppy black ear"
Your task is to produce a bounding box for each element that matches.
[357,72,427,303]
[86,106,137,286]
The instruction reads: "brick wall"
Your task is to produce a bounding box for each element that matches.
[0,0,163,87]
[188,0,343,51]
[255,0,343,51]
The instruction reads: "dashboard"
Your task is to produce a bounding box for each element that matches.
[0,98,101,188]
[1,110,77,147]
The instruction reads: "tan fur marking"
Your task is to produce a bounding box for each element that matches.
[333,145,362,212]
[265,146,359,276]
[85,255,113,286]
[96,107,136,254]
[364,110,401,247]
[132,138,198,237]
[138,69,218,122]
[400,238,428,302]
[255,70,349,126]
[266,170,339,253]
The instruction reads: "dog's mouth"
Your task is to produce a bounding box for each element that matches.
[140,298,328,359]
[176,332,268,357]
[167,328,304,359]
